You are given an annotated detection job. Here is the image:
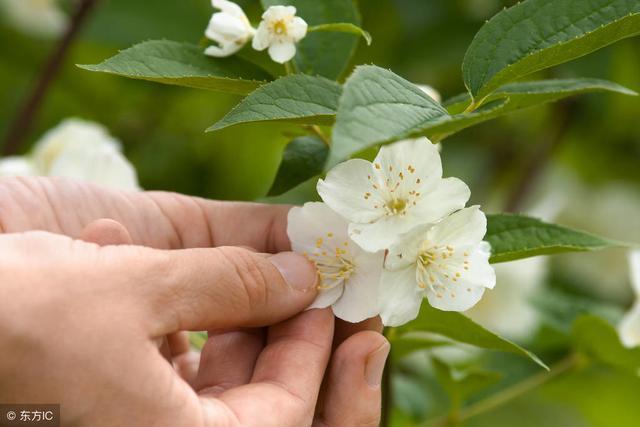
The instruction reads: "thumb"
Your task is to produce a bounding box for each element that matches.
[125,246,319,335]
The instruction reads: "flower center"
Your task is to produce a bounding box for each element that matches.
[415,244,472,298]
[304,234,355,290]
[273,20,288,35]
[364,163,424,218]
[386,198,407,215]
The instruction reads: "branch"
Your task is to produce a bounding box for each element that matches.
[2,0,100,156]
[420,354,579,427]
[380,328,393,427]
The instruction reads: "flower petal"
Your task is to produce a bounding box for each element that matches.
[206,12,249,41]
[379,267,424,326]
[309,284,344,310]
[410,177,470,225]
[428,206,487,247]
[252,22,270,51]
[417,84,441,103]
[32,118,120,174]
[2,0,67,38]
[267,41,297,63]
[289,16,308,41]
[385,224,428,271]
[331,253,384,323]
[317,158,382,224]
[464,242,496,288]
[349,214,414,252]
[0,156,37,176]
[287,202,350,254]
[205,44,237,58]
[212,0,248,21]
[263,5,296,21]
[374,137,442,190]
[48,142,140,190]
[426,280,486,312]
[618,302,640,348]
[440,241,495,292]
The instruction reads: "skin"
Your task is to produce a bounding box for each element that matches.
[0,176,389,427]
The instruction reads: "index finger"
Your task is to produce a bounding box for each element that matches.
[0,176,291,252]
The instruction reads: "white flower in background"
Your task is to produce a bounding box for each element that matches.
[204,0,255,58]
[0,118,140,191]
[465,257,546,340]
[252,5,308,64]
[0,156,36,176]
[417,84,441,103]
[318,138,470,252]
[619,251,640,348]
[380,206,496,326]
[0,0,67,38]
[553,178,640,303]
[288,202,385,323]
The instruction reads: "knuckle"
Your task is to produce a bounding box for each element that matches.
[355,413,382,427]
[217,246,271,312]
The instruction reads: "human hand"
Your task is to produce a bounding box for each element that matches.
[0,177,389,426]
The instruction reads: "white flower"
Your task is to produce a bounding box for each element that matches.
[619,251,640,348]
[0,156,36,176]
[252,5,308,64]
[0,118,140,191]
[379,206,496,326]
[317,137,470,252]
[0,0,67,38]
[417,84,441,103]
[287,202,385,323]
[204,0,255,58]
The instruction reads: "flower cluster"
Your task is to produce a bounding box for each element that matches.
[204,0,307,64]
[288,138,496,326]
[0,118,140,191]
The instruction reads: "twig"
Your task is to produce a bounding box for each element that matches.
[380,327,393,427]
[420,354,579,427]
[2,0,100,155]
[307,125,331,146]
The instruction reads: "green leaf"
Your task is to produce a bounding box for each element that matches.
[79,40,271,95]
[390,78,636,142]
[444,78,637,115]
[572,315,640,373]
[208,74,341,132]
[268,135,329,196]
[308,23,372,45]
[189,331,207,350]
[532,288,624,334]
[432,358,502,409]
[261,0,361,79]
[330,73,631,162]
[391,332,451,359]
[396,303,548,369]
[330,65,449,164]
[486,214,622,263]
[463,0,640,100]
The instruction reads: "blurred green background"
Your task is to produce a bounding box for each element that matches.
[1,1,639,426]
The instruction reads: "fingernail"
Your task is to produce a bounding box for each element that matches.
[270,252,317,291]
[365,340,390,388]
